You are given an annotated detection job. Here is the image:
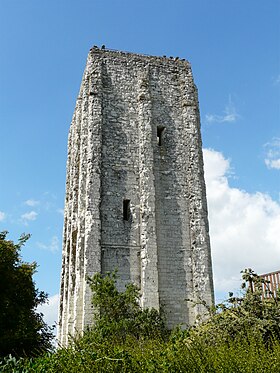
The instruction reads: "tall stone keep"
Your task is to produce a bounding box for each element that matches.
[58,48,214,345]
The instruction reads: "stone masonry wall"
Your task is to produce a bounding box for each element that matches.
[58,48,214,345]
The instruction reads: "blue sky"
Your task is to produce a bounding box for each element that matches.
[0,0,279,326]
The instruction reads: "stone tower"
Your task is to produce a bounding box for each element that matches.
[58,48,214,345]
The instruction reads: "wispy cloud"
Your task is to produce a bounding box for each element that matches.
[264,138,280,170]
[21,211,38,223]
[37,236,60,253]
[273,74,280,85]
[206,96,240,124]
[0,211,6,221]
[24,199,40,207]
[265,159,280,170]
[57,208,64,216]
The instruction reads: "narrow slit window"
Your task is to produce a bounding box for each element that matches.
[157,126,165,146]
[123,199,130,221]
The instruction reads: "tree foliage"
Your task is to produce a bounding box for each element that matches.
[0,231,54,358]
[84,271,168,343]
[190,268,280,345]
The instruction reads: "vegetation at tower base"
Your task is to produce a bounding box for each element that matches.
[85,271,169,342]
[0,231,54,358]
[189,268,280,346]
[2,270,280,372]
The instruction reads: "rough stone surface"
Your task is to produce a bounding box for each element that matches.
[58,48,214,346]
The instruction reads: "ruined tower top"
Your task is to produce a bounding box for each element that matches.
[88,46,191,65]
[58,47,214,346]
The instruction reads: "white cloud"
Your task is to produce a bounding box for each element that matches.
[25,199,40,207]
[37,293,59,328]
[264,138,280,170]
[37,235,60,253]
[203,148,280,298]
[21,211,38,222]
[265,159,280,170]
[0,211,5,221]
[206,96,239,124]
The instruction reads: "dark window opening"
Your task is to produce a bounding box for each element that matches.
[157,126,165,146]
[123,199,130,221]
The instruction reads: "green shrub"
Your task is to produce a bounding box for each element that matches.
[190,269,280,347]
[85,271,168,343]
[4,332,280,372]
[4,269,280,372]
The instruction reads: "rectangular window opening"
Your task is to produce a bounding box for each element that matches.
[123,199,130,221]
[157,126,165,146]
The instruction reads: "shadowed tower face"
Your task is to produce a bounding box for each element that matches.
[58,48,214,346]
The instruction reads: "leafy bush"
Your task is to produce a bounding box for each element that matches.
[2,331,280,372]
[84,271,168,343]
[3,269,280,371]
[190,269,280,346]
